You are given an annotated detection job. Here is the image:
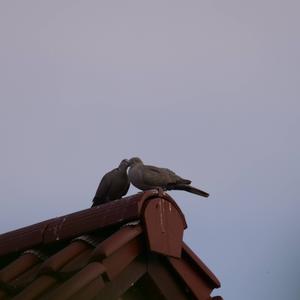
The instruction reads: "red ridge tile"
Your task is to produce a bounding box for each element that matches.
[0,193,143,257]
[0,220,50,257]
[143,197,186,258]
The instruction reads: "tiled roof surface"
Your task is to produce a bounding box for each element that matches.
[0,190,222,300]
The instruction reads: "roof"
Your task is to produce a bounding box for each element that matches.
[0,190,223,300]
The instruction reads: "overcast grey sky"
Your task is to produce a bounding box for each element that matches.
[0,1,299,299]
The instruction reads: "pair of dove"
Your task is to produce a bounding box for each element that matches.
[92,157,209,207]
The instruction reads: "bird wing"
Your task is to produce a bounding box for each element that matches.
[168,184,209,197]
[145,165,164,174]
[145,165,191,185]
[92,172,112,205]
[142,165,174,186]
[122,179,130,196]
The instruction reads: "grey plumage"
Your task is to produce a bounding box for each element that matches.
[92,159,130,207]
[128,157,209,197]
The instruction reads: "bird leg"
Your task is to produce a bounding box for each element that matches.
[156,187,166,197]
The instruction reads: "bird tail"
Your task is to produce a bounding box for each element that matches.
[180,179,192,185]
[169,184,209,197]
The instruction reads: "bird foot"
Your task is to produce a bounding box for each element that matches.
[156,187,166,197]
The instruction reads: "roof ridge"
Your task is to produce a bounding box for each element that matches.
[0,191,179,257]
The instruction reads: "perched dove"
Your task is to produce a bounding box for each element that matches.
[128,157,209,197]
[91,159,130,207]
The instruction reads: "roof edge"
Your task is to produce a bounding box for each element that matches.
[0,194,143,257]
[0,191,188,259]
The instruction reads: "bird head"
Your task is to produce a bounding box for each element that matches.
[119,159,130,170]
[128,157,143,166]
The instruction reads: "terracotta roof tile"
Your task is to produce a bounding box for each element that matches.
[8,263,41,293]
[182,242,221,288]
[13,274,56,300]
[168,254,213,299]
[101,235,144,281]
[90,255,147,300]
[45,262,106,300]
[59,248,93,274]
[67,275,105,300]
[0,191,222,300]
[0,253,41,283]
[38,241,90,275]
[90,225,143,261]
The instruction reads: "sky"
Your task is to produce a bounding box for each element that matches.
[0,1,299,299]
